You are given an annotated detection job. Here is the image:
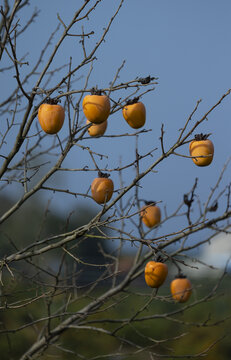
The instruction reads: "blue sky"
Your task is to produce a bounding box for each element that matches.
[1,0,231,248]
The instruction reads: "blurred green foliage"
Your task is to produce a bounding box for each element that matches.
[0,195,230,359]
[1,276,230,359]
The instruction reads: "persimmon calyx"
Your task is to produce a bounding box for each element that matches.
[90,87,103,96]
[98,171,110,178]
[43,97,60,105]
[193,133,211,141]
[144,200,157,206]
[175,273,186,279]
[125,96,140,105]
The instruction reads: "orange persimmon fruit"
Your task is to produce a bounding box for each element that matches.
[38,100,65,134]
[189,133,214,167]
[91,172,114,204]
[122,97,146,129]
[170,275,192,303]
[145,261,168,288]
[140,201,161,228]
[82,89,110,124]
[86,119,107,137]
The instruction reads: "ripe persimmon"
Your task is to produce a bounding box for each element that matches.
[122,97,146,129]
[91,172,114,204]
[145,261,168,288]
[38,100,65,134]
[170,275,192,303]
[86,119,107,137]
[189,133,214,167]
[82,89,110,124]
[140,201,161,228]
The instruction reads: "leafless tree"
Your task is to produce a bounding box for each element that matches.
[0,1,230,359]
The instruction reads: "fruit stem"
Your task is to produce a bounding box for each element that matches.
[98,171,110,178]
[156,255,164,263]
[44,97,60,105]
[126,96,140,105]
[144,200,156,206]
[175,272,186,279]
[90,87,102,96]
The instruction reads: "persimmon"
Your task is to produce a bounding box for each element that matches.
[170,275,192,303]
[82,89,110,124]
[38,99,65,134]
[86,119,107,137]
[189,133,214,167]
[91,172,114,204]
[122,97,146,129]
[140,201,161,228]
[145,261,168,288]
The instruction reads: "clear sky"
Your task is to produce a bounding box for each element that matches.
[1,0,231,248]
